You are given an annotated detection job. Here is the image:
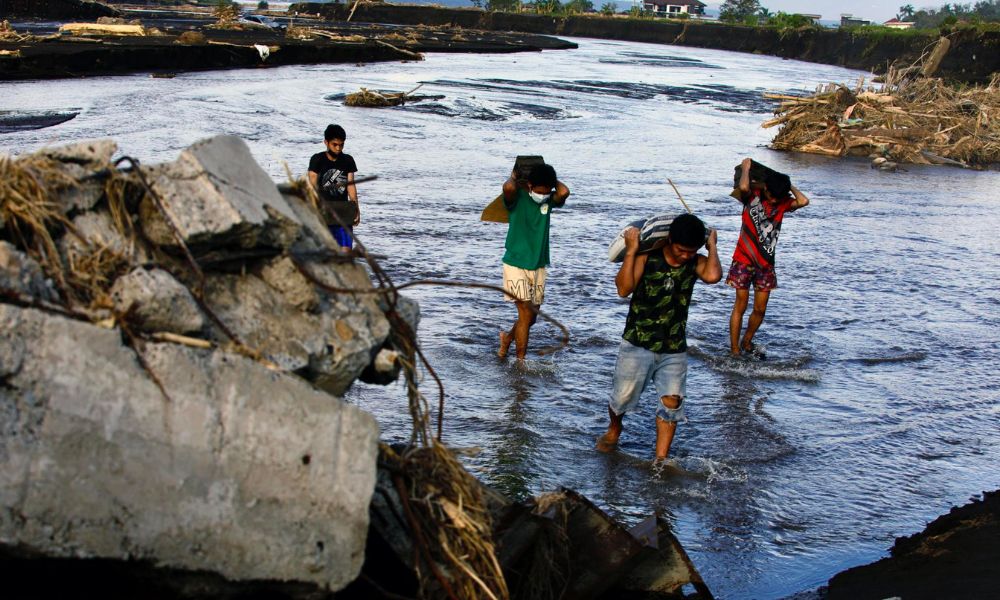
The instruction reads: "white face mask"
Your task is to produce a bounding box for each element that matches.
[528,190,551,204]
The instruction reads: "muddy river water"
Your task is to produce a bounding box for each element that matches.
[3,37,999,598]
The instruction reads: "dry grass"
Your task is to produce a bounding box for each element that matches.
[766,71,1000,167]
[0,152,138,309]
[1,154,77,300]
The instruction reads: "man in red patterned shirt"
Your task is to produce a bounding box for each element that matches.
[727,158,810,357]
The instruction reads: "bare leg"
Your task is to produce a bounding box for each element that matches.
[596,406,623,452]
[740,289,770,351]
[498,329,514,358]
[654,395,682,459]
[729,288,750,355]
[512,301,537,360]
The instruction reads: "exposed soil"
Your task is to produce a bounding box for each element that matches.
[825,489,1000,599]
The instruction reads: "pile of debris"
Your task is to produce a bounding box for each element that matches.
[765,45,1000,168]
[0,20,38,43]
[345,84,441,108]
[0,135,417,593]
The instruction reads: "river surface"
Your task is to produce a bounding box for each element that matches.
[3,37,999,599]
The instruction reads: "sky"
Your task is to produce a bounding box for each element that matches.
[704,1,912,23]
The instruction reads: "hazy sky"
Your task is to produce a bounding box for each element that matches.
[705,1,914,23]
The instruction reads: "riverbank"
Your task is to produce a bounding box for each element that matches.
[0,11,575,80]
[291,2,1000,84]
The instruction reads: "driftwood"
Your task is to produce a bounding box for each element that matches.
[344,84,436,108]
[766,58,1000,168]
[59,23,146,36]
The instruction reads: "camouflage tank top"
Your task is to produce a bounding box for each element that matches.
[622,251,697,354]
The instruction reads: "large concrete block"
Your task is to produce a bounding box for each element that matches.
[111,267,205,335]
[37,139,117,166]
[141,136,301,251]
[0,304,379,591]
[202,263,391,394]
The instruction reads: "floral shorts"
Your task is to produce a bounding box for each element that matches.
[725,260,777,291]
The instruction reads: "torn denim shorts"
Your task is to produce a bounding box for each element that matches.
[609,339,687,423]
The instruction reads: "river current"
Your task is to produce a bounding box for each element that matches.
[3,37,999,599]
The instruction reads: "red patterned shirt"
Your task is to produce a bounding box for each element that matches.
[732,190,794,268]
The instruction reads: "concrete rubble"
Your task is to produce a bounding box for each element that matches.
[0,134,417,594]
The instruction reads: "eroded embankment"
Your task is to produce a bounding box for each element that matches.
[292,2,1000,84]
[0,17,576,80]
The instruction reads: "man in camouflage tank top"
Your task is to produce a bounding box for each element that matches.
[597,213,722,461]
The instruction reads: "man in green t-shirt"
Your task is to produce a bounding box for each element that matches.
[498,164,570,360]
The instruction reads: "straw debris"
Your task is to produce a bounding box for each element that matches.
[345,84,425,108]
[766,69,1000,168]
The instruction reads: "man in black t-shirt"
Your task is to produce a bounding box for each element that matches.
[308,124,359,251]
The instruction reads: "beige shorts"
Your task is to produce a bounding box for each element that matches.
[502,263,547,305]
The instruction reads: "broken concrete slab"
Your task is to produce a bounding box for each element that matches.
[142,136,301,251]
[36,139,118,166]
[111,267,205,335]
[0,303,379,591]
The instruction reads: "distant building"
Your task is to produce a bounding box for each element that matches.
[883,18,915,29]
[840,14,871,27]
[795,13,822,24]
[641,0,707,18]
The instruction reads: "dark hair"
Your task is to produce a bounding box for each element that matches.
[324,124,347,142]
[528,164,557,189]
[670,213,706,249]
[764,171,791,199]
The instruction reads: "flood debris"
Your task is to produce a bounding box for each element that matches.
[0,135,421,594]
[58,22,148,36]
[356,449,714,599]
[344,84,442,107]
[764,42,1000,169]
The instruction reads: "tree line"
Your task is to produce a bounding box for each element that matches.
[717,0,1000,27]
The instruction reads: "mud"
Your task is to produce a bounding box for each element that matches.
[0,15,576,80]
[825,489,1000,599]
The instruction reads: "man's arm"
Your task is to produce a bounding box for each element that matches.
[346,172,360,225]
[787,184,809,211]
[696,228,723,284]
[307,170,321,209]
[502,171,520,210]
[615,227,648,297]
[550,180,570,208]
[738,157,752,195]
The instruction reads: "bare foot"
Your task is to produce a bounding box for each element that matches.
[595,431,620,453]
[498,331,511,358]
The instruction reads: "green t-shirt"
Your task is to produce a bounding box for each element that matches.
[622,251,698,353]
[502,189,554,270]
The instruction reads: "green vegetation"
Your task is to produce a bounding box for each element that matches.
[901,1,1000,28]
[600,2,616,16]
[258,0,269,10]
[719,0,761,23]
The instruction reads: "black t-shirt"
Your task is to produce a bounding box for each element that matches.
[308,151,358,203]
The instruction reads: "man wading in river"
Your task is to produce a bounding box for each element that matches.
[498,163,570,360]
[597,214,722,460]
[308,124,359,252]
[727,158,810,358]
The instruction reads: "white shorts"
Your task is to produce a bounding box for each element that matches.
[502,263,547,305]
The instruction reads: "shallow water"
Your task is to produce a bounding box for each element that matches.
[3,38,999,599]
